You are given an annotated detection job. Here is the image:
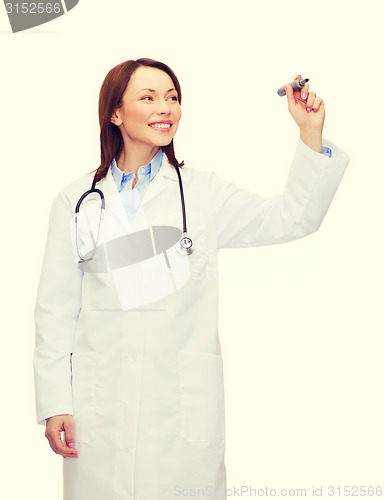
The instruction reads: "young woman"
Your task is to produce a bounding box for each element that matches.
[34,58,349,500]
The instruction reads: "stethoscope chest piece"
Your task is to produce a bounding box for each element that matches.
[175,232,195,256]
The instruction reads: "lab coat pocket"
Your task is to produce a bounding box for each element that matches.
[178,350,225,443]
[71,351,97,444]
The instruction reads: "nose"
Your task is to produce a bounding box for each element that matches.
[156,99,171,115]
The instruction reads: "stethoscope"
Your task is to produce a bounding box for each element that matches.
[74,165,195,263]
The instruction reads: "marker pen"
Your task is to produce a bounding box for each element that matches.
[277,78,309,96]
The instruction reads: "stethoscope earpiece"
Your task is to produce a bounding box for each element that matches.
[175,233,195,256]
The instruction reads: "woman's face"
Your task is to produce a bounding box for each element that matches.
[111,66,182,148]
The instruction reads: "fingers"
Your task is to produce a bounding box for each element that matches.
[290,75,307,102]
[46,429,78,458]
[306,92,324,113]
[45,415,78,459]
[300,81,309,101]
[292,75,323,112]
[286,74,324,117]
[63,418,75,450]
[285,79,306,111]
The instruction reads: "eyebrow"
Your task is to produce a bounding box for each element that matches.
[137,88,177,94]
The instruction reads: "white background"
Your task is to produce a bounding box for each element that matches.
[1,0,383,498]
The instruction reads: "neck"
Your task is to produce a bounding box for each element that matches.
[116,142,160,175]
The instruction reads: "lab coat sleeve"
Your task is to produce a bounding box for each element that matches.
[33,190,83,425]
[208,138,350,249]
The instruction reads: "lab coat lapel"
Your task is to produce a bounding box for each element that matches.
[142,156,178,206]
[97,167,119,198]
[96,167,135,237]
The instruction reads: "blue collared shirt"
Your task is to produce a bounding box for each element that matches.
[322,146,332,157]
[111,145,332,221]
[111,147,163,222]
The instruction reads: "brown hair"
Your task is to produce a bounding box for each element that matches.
[93,58,184,183]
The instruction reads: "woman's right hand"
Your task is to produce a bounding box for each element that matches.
[45,414,78,458]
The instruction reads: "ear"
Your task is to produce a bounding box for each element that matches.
[110,109,122,126]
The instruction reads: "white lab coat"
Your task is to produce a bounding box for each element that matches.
[33,138,349,500]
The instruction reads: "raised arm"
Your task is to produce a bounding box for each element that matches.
[207,75,349,249]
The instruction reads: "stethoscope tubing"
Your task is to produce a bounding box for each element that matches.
[74,183,105,263]
[75,165,194,263]
[174,165,187,234]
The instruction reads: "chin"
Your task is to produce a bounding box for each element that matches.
[152,136,174,147]
[162,137,174,146]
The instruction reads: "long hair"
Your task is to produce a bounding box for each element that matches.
[94,58,184,183]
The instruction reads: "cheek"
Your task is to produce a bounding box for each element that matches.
[174,106,182,124]
[126,104,151,125]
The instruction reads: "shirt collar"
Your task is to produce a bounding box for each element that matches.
[110,147,163,187]
[148,147,163,181]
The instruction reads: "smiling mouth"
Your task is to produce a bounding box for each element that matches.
[149,123,172,129]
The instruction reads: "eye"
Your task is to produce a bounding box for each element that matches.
[140,96,153,101]
[168,95,178,101]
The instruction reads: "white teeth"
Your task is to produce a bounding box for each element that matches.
[150,123,171,129]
